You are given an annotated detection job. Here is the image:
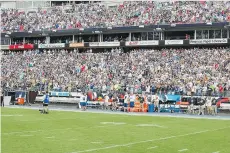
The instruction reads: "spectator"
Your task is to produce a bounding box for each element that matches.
[1,47,230,98]
[1,1,230,32]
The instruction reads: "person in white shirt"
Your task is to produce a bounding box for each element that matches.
[124,93,129,112]
[206,96,212,115]
[80,93,87,111]
[129,93,135,108]
[104,94,110,110]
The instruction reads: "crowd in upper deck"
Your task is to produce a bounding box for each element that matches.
[1,1,230,32]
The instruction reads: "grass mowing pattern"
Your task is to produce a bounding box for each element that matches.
[1,108,230,153]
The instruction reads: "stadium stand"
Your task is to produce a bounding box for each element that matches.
[1,1,230,32]
[1,1,230,114]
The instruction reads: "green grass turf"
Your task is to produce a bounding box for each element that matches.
[1,108,230,153]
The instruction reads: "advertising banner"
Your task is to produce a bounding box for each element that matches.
[89,42,120,47]
[190,39,228,44]
[50,92,70,97]
[165,40,183,45]
[38,43,65,49]
[69,43,84,47]
[1,45,9,50]
[9,44,34,50]
[125,41,159,46]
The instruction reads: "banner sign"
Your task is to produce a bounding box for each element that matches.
[1,45,9,50]
[69,43,84,47]
[125,41,159,46]
[190,39,228,44]
[50,92,70,97]
[9,44,34,50]
[38,43,65,48]
[165,40,183,45]
[70,92,83,97]
[89,42,120,47]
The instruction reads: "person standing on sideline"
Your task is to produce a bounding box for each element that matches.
[42,91,49,114]
[206,96,212,115]
[154,95,159,112]
[80,93,87,111]
[129,93,135,111]
[124,93,129,112]
[104,94,110,110]
[0,89,4,107]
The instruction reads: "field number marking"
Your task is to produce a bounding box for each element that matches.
[147,146,158,149]
[136,124,166,128]
[178,149,188,152]
[100,122,126,125]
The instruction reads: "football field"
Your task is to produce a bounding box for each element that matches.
[1,107,230,153]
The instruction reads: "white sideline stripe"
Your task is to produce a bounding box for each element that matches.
[1,115,23,117]
[68,126,230,153]
[178,149,188,152]
[147,146,158,149]
[6,106,230,120]
[20,135,33,137]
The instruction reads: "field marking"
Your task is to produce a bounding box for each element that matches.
[91,142,103,144]
[100,122,126,125]
[1,115,23,117]
[212,151,220,153]
[68,126,230,153]
[2,123,123,135]
[18,116,98,122]
[147,146,158,149]
[20,135,33,137]
[178,148,188,152]
[96,126,106,128]
[50,138,79,142]
[6,106,230,120]
[136,124,167,128]
[46,136,55,139]
[69,139,78,141]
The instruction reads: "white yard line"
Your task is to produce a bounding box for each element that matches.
[68,126,230,153]
[147,146,158,149]
[178,149,188,152]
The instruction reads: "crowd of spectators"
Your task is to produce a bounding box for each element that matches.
[1,48,230,97]
[1,1,230,32]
